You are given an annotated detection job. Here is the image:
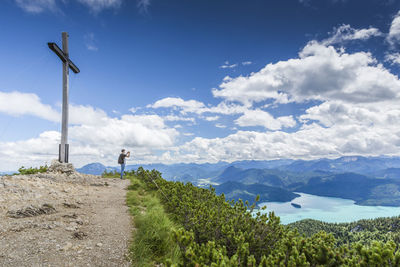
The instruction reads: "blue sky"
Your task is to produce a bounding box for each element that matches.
[1,0,400,170]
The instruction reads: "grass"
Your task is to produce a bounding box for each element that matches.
[121,173,181,266]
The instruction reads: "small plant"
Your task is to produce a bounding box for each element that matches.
[101,169,121,178]
[18,165,48,175]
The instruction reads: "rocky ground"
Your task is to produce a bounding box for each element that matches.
[0,162,132,267]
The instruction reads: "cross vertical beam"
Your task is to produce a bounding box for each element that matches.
[61,32,69,163]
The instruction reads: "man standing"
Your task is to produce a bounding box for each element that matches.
[118,149,130,179]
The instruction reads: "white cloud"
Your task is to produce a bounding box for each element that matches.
[129,107,141,113]
[220,61,238,69]
[0,113,180,170]
[69,104,108,125]
[213,41,400,105]
[387,11,400,46]
[0,131,63,170]
[215,123,227,128]
[76,0,122,13]
[70,114,178,149]
[137,0,150,13]
[163,115,195,122]
[0,91,59,122]
[15,0,58,13]
[166,118,400,164]
[300,100,400,128]
[203,116,219,121]
[235,109,296,130]
[148,97,249,116]
[15,0,122,14]
[385,53,400,65]
[242,61,252,66]
[0,91,181,170]
[148,97,206,113]
[323,24,382,45]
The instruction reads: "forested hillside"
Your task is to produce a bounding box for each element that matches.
[289,217,400,246]
[214,181,299,203]
[123,168,400,266]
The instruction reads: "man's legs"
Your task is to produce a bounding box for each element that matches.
[120,163,125,179]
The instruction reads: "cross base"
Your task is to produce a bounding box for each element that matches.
[59,143,69,163]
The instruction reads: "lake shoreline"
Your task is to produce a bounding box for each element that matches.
[258,192,400,225]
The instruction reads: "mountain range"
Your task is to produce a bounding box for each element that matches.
[77,156,400,206]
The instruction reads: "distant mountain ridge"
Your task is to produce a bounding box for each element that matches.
[77,156,400,178]
[76,156,400,206]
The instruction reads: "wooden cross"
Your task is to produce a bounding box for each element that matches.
[48,32,80,163]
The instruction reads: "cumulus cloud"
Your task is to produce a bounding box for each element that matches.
[69,104,108,125]
[70,114,178,149]
[213,41,400,105]
[235,109,296,130]
[148,97,206,113]
[385,52,400,65]
[0,131,60,170]
[0,91,60,121]
[165,118,400,164]
[323,24,382,45]
[0,113,180,170]
[0,90,181,170]
[387,11,400,46]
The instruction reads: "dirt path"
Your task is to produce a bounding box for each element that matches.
[0,170,132,267]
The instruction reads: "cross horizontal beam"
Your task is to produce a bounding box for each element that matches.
[47,42,80,74]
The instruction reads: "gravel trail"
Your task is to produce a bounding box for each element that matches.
[0,167,132,267]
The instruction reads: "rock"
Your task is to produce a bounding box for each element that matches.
[62,242,73,251]
[63,202,80,209]
[63,213,78,219]
[73,231,87,240]
[65,226,77,231]
[48,160,76,175]
[7,204,56,218]
[96,243,103,247]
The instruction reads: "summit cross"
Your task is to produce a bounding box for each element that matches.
[48,32,80,163]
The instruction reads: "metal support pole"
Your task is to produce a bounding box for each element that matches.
[60,32,69,163]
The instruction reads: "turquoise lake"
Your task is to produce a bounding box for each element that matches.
[259,193,400,225]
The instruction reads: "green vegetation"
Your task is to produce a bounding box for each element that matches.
[115,167,400,266]
[17,165,48,175]
[104,170,180,266]
[101,169,122,178]
[130,167,400,266]
[289,217,400,246]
